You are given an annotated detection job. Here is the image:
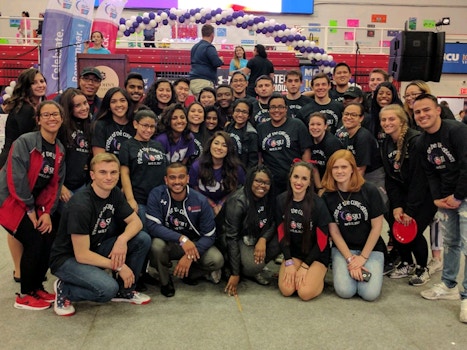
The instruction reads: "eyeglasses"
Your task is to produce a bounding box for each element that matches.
[81,76,101,83]
[403,92,422,99]
[137,122,156,130]
[40,112,61,119]
[269,105,287,111]
[343,112,361,118]
[254,178,271,186]
[233,109,249,115]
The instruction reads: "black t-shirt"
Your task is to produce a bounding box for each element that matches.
[285,95,313,119]
[322,182,386,252]
[64,120,91,190]
[246,56,274,97]
[251,101,270,126]
[297,99,344,134]
[310,131,345,179]
[119,138,168,204]
[32,138,55,199]
[166,199,198,241]
[340,127,382,173]
[49,185,134,272]
[257,118,312,193]
[329,89,345,103]
[91,119,135,156]
[225,122,259,169]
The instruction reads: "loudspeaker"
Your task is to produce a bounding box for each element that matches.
[389,31,445,82]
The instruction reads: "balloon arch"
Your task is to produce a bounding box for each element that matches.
[117,7,336,73]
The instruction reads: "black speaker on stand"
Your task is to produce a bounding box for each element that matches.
[388,31,445,82]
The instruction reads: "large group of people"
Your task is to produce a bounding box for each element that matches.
[1,23,466,325]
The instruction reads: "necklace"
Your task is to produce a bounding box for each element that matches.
[337,189,352,205]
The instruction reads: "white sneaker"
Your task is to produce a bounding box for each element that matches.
[111,291,151,305]
[206,269,221,284]
[54,279,75,316]
[421,282,460,300]
[389,262,415,279]
[460,300,467,323]
[427,258,443,275]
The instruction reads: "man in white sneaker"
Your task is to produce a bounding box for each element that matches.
[146,162,224,297]
[414,94,467,323]
[49,153,151,316]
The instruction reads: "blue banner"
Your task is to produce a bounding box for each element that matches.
[443,43,467,74]
[41,0,94,96]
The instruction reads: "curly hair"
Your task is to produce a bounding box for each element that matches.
[59,88,91,148]
[143,79,175,115]
[158,103,192,143]
[198,131,243,194]
[7,68,45,113]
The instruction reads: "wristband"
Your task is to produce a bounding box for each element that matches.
[179,236,188,246]
[285,259,294,267]
[116,266,122,272]
[346,256,353,264]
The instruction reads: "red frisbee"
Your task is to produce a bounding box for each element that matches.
[393,219,418,244]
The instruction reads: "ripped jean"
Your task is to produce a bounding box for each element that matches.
[437,199,467,299]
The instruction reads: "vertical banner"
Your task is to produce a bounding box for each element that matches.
[67,0,95,90]
[40,0,74,96]
[92,0,127,53]
[41,0,94,96]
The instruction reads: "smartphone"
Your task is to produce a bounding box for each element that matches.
[362,271,372,282]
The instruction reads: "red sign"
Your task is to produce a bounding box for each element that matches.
[460,88,467,95]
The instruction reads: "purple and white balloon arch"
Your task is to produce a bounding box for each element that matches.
[117,7,336,73]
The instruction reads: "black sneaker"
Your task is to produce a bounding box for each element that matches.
[160,277,175,297]
[253,273,270,286]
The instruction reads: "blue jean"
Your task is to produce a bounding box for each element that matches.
[331,247,384,301]
[138,204,147,232]
[437,200,467,299]
[53,231,151,302]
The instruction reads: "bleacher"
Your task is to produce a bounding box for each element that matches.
[0,45,392,90]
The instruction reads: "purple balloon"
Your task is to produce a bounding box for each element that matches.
[301,36,307,41]
[143,18,150,24]
[259,16,265,22]
[119,18,126,25]
[323,61,330,67]
[299,47,306,53]
[288,35,294,41]
[216,8,223,14]
[179,17,185,23]
[267,26,275,33]
[261,28,268,34]
[132,21,139,28]
[129,27,135,34]
[241,22,248,29]
[247,20,254,26]
[169,13,177,20]
[124,30,130,36]
[312,47,320,53]
[319,48,325,54]
[226,15,233,22]
[306,47,313,53]
[280,24,287,30]
[136,16,143,23]
[149,12,155,19]
[294,34,301,41]
[205,14,212,20]
[253,17,260,24]
[238,11,244,17]
[190,9,197,16]
[0,97,3,104]
[162,19,169,25]
[274,25,280,31]
[256,29,262,34]
[236,23,242,28]
[232,12,239,19]
[200,18,206,24]
[330,61,337,67]
[274,36,281,43]
[281,37,288,43]
[210,10,216,16]
[221,18,227,24]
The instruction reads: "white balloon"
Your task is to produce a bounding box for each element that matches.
[270,19,276,25]
[236,17,244,24]
[3,94,11,100]
[143,12,149,18]
[155,15,162,22]
[5,86,13,95]
[284,29,291,36]
[277,30,284,37]
[297,40,304,47]
[310,41,316,48]
[315,53,322,60]
[9,81,16,88]
[195,13,202,20]
[324,67,332,74]
[117,31,123,38]
[258,23,264,29]
[215,14,222,21]
[291,28,297,34]
[126,20,132,27]
[303,40,310,47]
[130,16,136,21]
[321,54,328,60]
[251,25,257,31]
[139,23,145,29]
[119,24,126,31]
[149,19,156,27]
[160,12,168,20]
[307,53,314,60]
[327,55,334,62]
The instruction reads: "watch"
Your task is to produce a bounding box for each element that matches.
[179,236,188,246]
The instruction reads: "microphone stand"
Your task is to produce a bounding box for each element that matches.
[354,42,360,86]
[48,42,84,95]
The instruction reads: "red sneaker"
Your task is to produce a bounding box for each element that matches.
[14,293,51,310]
[35,289,55,303]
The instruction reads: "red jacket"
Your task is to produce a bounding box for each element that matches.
[0,132,65,232]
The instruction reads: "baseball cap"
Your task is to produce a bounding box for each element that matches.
[343,86,363,99]
[80,67,102,80]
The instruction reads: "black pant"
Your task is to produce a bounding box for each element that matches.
[11,215,55,294]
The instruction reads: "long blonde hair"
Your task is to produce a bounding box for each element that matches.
[233,46,246,70]
[403,80,430,117]
[380,104,409,162]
